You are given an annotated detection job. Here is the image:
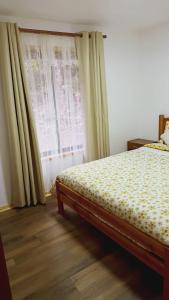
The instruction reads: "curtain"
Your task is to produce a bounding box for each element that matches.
[0,23,45,207]
[21,33,85,192]
[75,32,110,161]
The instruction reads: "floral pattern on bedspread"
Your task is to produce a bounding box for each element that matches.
[57,148,169,245]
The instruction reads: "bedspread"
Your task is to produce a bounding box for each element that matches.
[57,145,169,245]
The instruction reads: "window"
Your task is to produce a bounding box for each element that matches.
[22,33,85,191]
[22,33,85,158]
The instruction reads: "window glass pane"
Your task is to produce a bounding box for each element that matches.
[22,33,85,159]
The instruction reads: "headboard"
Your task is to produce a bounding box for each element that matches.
[159,115,169,139]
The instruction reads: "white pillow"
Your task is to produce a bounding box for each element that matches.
[160,128,169,146]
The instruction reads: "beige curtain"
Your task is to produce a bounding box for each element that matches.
[0,22,45,207]
[75,32,110,161]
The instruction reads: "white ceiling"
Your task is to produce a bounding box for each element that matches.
[1,0,169,30]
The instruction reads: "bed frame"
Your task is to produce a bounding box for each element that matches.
[56,114,169,300]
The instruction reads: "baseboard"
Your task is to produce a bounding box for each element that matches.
[0,205,13,213]
[0,193,54,212]
[45,192,52,198]
[45,192,55,200]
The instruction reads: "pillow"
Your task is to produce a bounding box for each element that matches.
[160,128,169,146]
[159,121,169,144]
[165,120,169,131]
[158,139,164,144]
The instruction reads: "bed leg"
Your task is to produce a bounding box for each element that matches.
[163,248,169,300]
[58,198,64,215]
[56,182,64,215]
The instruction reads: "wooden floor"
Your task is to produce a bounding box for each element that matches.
[0,199,163,300]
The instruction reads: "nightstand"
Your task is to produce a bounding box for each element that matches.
[127,138,155,151]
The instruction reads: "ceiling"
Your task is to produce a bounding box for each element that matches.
[1,0,169,30]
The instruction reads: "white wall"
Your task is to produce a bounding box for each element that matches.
[138,23,169,140]
[105,29,141,154]
[0,16,142,205]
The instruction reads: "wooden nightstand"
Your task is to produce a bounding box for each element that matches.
[127,138,155,151]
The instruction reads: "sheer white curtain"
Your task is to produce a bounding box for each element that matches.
[21,33,85,192]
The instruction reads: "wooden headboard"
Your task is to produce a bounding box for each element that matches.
[159,115,169,139]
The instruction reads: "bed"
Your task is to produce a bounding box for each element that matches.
[56,114,169,300]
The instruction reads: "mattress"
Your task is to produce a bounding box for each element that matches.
[57,145,169,246]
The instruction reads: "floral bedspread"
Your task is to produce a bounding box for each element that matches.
[57,146,169,245]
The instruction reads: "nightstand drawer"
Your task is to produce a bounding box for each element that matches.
[127,142,142,151]
[127,139,155,151]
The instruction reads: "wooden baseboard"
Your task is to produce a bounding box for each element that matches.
[45,192,52,198]
[0,205,12,213]
[0,193,53,212]
[45,193,55,200]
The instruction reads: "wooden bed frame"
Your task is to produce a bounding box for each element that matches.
[56,114,169,300]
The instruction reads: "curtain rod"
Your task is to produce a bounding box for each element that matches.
[19,27,107,38]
